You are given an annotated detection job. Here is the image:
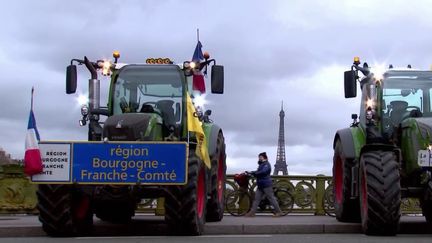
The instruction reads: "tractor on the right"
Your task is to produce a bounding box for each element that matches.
[333,57,432,235]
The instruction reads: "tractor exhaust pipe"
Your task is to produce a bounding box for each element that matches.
[83,56,102,141]
[83,56,100,110]
[89,79,100,110]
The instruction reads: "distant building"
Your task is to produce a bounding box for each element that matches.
[0,147,18,165]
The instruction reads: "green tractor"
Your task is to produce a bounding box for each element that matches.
[35,51,226,236]
[333,57,432,235]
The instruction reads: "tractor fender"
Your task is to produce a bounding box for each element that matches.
[333,128,356,160]
[203,123,223,195]
[205,124,223,157]
[207,124,222,156]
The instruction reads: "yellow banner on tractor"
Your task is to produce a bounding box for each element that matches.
[186,93,211,168]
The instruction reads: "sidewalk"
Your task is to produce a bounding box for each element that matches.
[0,214,429,237]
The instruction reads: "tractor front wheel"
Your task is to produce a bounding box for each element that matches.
[37,185,93,236]
[359,150,401,235]
[420,181,432,223]
[206,132,226,222]
[164,149,207,235]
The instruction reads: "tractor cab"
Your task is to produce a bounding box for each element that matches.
[344,59,432,143]
[381,71,432,119]
[106,63,185,141]
[66,53,224,142]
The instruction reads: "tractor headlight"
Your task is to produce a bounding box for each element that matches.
[190,61,197,69]
[102,60,112,76]
[183,61,191,69]
[371,63,386,81]
[366,98,375,109]
[81,105,89,116]
[193,94,207,109]
[365,84,377,110]
[77,94,89,106]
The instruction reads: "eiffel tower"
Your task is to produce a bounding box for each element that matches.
[273,101,288,175]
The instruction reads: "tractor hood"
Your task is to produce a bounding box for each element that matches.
[103,113,162,141]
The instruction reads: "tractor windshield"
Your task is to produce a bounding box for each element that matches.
[112,65,184,124]
[382,76,432,122]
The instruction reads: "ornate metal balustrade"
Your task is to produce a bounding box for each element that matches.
[225,174,335,215]
[0,165,37,214]
[0,165,422,216]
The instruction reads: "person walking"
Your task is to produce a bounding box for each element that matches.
[245,152,282,217]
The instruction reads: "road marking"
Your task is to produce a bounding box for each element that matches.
[76,235,273,240]
[76,236,167,240]
[199,235,272,238]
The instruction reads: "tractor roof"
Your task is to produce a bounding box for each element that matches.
[114,63,183,70]
[384,70,432,80]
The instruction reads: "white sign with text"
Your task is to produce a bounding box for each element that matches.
[31,143,71,182]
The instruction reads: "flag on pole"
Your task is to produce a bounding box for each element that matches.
[186,92,211,168]
[191,41,206,93]
[24,87,43,176]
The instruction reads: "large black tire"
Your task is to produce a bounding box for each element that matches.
[332,140,360,222]
[37,185,93,236]
[420,181,432,223]
[94,186,136,223]
[359,151,401,235]
[206,132,227,222]
[164,149,207,235]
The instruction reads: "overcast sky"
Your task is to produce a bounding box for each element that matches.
[2,0,432,175]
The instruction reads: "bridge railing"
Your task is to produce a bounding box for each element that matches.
[0,165,422,215]
[225,174,334,215]
[0,165,37,214]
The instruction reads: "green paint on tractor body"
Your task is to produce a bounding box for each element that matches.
[350,126,366,158]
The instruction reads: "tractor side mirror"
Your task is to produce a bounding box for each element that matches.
[66,64,77,94]
[211,65,224,94]
[344,70,357,98]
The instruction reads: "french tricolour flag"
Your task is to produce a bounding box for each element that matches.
[192,41,206,93]
[24,87,43,176]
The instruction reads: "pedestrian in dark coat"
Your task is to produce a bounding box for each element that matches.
[245,152,282,217]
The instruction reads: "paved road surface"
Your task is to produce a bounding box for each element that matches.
[0,214,431,237]
[1,234,432,243]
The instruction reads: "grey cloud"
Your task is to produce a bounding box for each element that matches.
[2,0,432,175]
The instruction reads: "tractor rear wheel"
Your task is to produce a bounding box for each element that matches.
[333,140,360,222]
[164,149,207,235]
[359,150,401,235]
[206,132,226,222]
[37,185,93,236]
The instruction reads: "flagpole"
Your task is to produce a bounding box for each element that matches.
[197,28,200,42]
[31,87,34,110]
